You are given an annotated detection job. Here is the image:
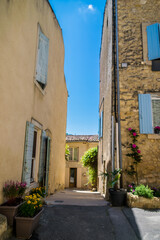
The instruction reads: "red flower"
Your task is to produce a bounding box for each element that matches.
[132,144,136,148]
[137,150,141,153]
[128,128,132,131]
[133,132,136,136]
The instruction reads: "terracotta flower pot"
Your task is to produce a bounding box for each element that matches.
[15,208,44,239]
[0,201,24,226]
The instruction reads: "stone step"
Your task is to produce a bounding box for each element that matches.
[0,214,12,240]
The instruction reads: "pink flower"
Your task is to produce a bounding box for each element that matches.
[133,132,136,136]
[128,128,132,131]
[137,150,141,153]
[132,144,136,148]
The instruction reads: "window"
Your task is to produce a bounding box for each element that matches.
[69,148,79,161]
[142,23,160,70]
[138,94,160,134]
[30,131,37,182]
[36,25,49,89]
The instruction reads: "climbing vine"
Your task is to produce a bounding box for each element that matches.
[125,128,142,185]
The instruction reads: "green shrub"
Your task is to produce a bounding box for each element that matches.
[134,185,153,199]
[81,147,97,188]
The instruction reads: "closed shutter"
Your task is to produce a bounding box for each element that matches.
[36,26,49,85]
[69,148,73,161]
[38,130,47,184]
[146,23,160,60]
[45,137,50,195]
[74,148,79,161]
[138,94,153,134]
[22,122,34,187]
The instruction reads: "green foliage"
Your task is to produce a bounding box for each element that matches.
[81,147,98,187]
[134,185,153,199]
[65,144,70,161]
[101,168,122,190]
[125,128,142,185]
[81,147,97,168]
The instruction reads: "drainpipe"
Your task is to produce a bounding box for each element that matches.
[115,0,123,187]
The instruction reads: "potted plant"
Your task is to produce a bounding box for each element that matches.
[15,193,43,239]
[0,181,26,226]
[154,126,160,134]
[102,168,127,206]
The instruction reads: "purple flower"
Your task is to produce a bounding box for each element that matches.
[132,144,136,148]
[133,132,136,136]
[137,150,141,154]
[128,128,132,131]
[155,126,160,130]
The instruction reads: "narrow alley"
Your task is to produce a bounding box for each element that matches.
[7,189,160,240]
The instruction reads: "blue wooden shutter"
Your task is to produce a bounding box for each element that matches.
[38,130,46,184]
[147,23,160,60]
[22,122,34,187]
[36,26,49,85]
[138,94,153,134]
[45,137,50,195]
[99,116,101,139]
[101,111,103,138]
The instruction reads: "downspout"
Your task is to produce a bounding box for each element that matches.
[115,0,123,187]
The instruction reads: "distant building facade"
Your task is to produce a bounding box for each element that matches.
[65,135,98,189]
[99,0,160,196]
[0,0,68,203]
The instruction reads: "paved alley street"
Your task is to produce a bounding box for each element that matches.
[8,189,160,240]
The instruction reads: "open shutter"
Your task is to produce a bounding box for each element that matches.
[36,26,49,85]
[147,23,160,60]
[38,130,47,184]
[99,116,101,139]
[22,122,34,187]
[138,94,153,134]
[45,137,50,195]
[101,111,103,138]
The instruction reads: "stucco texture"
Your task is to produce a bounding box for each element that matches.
[0,0,67,203]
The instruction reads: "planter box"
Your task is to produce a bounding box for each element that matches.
[15,208,44,239]
[0,202,23,226]
[127,192,160,209]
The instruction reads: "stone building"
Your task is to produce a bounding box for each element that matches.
[65,135,98,189]
[99,0,160,196]
[0,0,68,203]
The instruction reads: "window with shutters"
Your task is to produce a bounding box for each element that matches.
[35,24,49,90]
[138,94,160,134]
[69,148,79,161]
[142,23,160,70]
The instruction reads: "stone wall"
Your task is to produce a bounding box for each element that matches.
[117,0,160,187]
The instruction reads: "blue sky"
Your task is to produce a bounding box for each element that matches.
[49,0,106,135]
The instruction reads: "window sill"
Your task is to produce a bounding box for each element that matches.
[34,79,46,95]
[148,134,160,139]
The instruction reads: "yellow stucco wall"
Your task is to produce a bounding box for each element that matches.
[65,141,98,189]
[0,0,67,203]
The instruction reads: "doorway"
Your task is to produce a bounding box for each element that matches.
[69,168,77,188]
